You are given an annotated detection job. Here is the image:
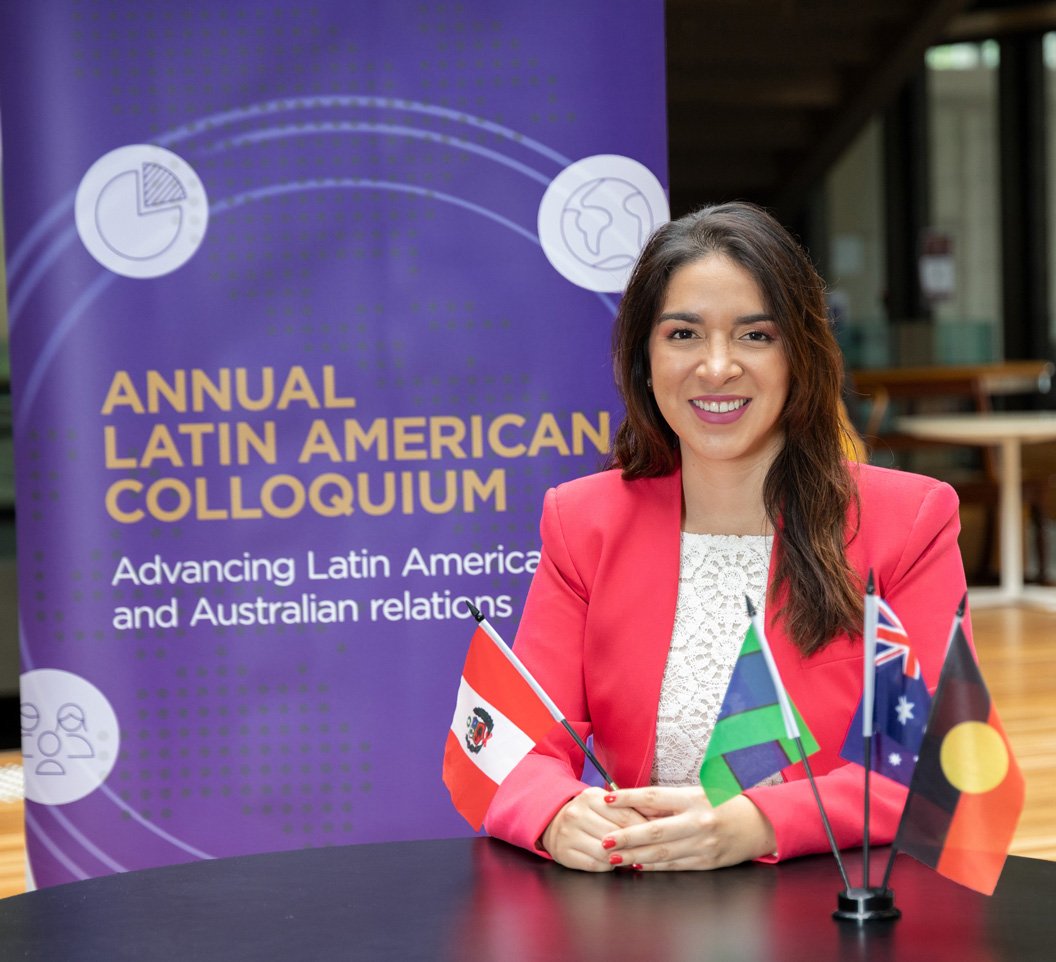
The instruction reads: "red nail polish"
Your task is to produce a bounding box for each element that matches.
[609,853,623,865]
[632,863,643,871]
[603,794,616,803]
[602,837,616,850]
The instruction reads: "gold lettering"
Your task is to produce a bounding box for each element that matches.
[101,371,145,415]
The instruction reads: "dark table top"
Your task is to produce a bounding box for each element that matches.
[0,837,1051,961]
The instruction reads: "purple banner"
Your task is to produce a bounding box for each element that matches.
[0,0,668,887]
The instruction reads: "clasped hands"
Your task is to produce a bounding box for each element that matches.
[540,784,776,872]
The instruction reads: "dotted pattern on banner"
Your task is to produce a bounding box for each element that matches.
[11,0,634,858]
[68,4,572,134]
[116,651,374,841]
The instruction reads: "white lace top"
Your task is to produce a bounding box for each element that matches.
[651,532,773,787]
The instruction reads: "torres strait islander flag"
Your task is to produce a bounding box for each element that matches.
[893,623,1024,895]
[699,620,820,806]
[443,623,560,830]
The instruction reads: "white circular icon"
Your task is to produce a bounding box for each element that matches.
[538,154,669,293]
[75,144,209,278]
[20,669,121,805]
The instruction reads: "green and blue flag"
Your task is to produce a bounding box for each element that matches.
[699,622,819,805]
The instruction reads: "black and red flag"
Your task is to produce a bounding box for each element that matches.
[892,622,1024,895]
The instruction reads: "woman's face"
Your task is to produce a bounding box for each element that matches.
[647,253,790,473]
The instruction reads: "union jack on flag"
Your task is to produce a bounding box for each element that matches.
[840,599,932,786]
[875,600,920,677]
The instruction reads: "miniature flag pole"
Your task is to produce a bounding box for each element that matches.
[861,571,879,889]
[878,592,967,894]
[943,590,969,657]
[745,596,852,893]
[466,603,617,791]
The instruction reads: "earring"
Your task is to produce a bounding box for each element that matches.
[646,378,653,388]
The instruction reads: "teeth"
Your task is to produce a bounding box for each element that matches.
[692,398,748,413]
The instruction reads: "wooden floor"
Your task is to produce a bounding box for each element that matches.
[0,756,26,899]
[0,604,1053,897]
[970,605,1056,861]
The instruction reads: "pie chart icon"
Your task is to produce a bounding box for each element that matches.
[75,144,208,278]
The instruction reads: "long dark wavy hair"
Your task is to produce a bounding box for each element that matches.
[609,201,862,655]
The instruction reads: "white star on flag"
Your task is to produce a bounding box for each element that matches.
[895,695,915,725]
[888,752,903,767]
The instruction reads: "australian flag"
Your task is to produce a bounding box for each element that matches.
[839,599,932,787]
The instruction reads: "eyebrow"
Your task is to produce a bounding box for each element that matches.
[656,311,776,325]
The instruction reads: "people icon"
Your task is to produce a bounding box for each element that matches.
[20,702,40,757]
[20,700,96,776]
[57,702,96,759]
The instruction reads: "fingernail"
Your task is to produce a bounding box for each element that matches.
[602,837,617,850]
[632,863,643,871]
[609,853,623,865]
[603,794,616,803]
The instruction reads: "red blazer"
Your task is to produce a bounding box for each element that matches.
[484,462,970,860]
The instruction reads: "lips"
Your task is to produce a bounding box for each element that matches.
[690,396,750,424]
[692,398,748,414]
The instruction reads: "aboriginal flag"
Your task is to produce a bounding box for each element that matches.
[893,623,1024,895]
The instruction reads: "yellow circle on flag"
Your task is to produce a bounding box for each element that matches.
[940,721,1009,794]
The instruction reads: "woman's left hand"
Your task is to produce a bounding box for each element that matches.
[599,786,777,871]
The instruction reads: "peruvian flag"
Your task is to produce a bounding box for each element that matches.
[443,623,561,830]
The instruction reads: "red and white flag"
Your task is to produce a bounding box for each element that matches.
[442,623,560,830]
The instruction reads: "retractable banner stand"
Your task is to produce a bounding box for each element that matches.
[0,2,668,886]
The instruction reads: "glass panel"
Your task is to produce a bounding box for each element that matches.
[926,41,1001,363]
[1044,32,1056,348]
[825,120,887,369]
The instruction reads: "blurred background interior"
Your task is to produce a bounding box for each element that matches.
[2,0,1056,781]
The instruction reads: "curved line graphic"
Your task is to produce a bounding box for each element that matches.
[20,629,216,864]
[98,783,216,860]
[209,178,541,242]
[14,177,615,429]
[24,806,90,882]
[6,193,77,283]
[15,271,116,430]
[7,224,79,324]
[13,176,616,865]
[45,803,128,873]
[154,94,573,166]
[8,93,573,288]
[202,121,552,186]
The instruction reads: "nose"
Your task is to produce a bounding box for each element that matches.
[695,338,741,382]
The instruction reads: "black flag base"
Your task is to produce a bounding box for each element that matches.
[833,887,901,923]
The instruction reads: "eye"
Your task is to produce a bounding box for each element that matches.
[666,327,697,341]
[741,329,776,343]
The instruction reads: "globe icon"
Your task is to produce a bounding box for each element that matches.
[538,155,669,292]
[560,177,653,271]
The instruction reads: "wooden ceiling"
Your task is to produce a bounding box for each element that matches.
[664,0,974,220]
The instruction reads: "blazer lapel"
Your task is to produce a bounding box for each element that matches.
[586,470,683,788]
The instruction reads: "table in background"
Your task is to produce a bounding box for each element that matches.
[852,360,1053,397]
[898,411,1056,608]
[0,837,1051,961]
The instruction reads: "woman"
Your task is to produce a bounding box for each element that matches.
[484,202,968,872]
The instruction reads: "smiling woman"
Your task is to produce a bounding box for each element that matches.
[647,254,790,520]
[610,202,861,648]
[478,202,975,877]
